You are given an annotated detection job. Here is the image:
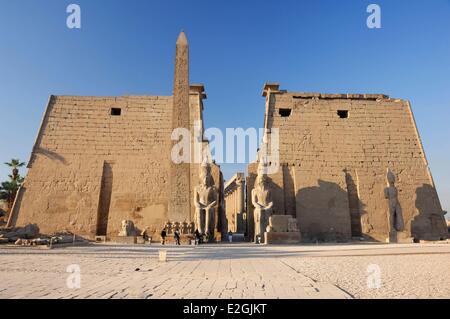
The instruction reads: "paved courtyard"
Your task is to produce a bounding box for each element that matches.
[0,242,449,299]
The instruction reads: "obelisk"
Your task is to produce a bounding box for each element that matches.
[168,31,191,222]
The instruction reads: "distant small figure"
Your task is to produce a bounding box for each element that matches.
[188,222,195,235]
[228,231,233,243]
[181,221,188,235]
[174,229,181,246]
[165,221,173,235]
[160,228,167,245]
[141,227,149,243]
[194,229,201,245]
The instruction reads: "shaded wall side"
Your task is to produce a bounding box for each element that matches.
[294,168,351,241]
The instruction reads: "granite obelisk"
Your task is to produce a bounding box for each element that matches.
[168,31,191,222]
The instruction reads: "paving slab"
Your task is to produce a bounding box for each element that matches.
[0,243,448,299]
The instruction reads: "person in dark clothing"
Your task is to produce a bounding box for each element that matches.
[174,229,181,246]
[194,229,201,245]
[228,231,233,243]
[160,229,167,245]
[141,227,149,243]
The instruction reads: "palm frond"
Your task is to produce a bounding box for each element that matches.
[4,159,26,168]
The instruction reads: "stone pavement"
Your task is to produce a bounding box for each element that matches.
[0,242,449,299]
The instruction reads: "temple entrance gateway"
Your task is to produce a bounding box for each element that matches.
[7,33,448,244]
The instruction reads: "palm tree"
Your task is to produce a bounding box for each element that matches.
[0,180,22,211]
[1,159,25,212]
[4,159,25,181]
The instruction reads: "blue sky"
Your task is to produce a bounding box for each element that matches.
[0,0,449,214]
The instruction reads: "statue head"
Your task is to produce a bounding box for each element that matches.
[255,172,268,189]
[386,169,396,186]
[200,174,208,186]
[199,162,214,187]
[255,150,273,186]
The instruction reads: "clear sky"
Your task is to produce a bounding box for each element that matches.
[0,0,449,214]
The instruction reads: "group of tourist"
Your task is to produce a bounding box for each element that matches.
[140,225,234,246]
[159,228,181,245]
[153,228,207,246]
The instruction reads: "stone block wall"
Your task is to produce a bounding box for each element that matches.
[10,94,220,239]
[247,88,448,242]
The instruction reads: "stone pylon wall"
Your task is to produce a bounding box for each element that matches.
[11,96,173,238]
[10,92,222,239]
[248,88,448,242]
